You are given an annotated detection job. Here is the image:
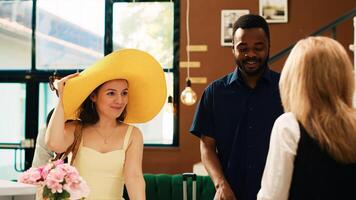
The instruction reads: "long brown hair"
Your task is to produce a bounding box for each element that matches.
[280,36,356,163]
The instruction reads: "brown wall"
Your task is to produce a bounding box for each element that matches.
[142,0,355,174]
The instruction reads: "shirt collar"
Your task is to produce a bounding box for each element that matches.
[228,66,272,86]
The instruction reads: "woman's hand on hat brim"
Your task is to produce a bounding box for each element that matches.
[55,72,79,99]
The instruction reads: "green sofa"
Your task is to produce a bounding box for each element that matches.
[123,174,215,200]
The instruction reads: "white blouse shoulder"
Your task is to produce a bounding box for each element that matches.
[257,112,301,200]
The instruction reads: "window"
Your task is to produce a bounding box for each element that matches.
[38,83,58,129]
[0,83,26,180]
[113,1,176,145]
[0,1,32,70]
[36,0,104,69]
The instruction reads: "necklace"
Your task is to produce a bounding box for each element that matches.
[93,127,114,144]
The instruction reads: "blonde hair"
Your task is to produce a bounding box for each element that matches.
[280,36,356,163]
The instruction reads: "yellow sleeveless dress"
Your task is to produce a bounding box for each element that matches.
[72,125,133,200]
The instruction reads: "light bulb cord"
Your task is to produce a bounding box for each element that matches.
[186,0,190,80]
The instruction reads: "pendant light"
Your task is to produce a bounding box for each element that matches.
[180,0,197,106]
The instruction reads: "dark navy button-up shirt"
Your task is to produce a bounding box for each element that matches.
[190,67,284,200]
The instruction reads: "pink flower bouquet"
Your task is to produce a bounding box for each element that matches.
[19,160,89,200]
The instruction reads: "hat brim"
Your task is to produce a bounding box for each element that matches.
[62,49,167,123]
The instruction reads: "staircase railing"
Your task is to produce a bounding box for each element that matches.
[269,8,356,64]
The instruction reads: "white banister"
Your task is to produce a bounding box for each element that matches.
[352,17,356,107]
[351,17,356,67]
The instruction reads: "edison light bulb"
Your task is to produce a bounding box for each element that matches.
[180,80,197,106]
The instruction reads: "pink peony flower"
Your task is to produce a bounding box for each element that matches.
[60,164,90,198]
[18,167,42,185]
[45,168,65,193]
[64,178,90,199]
[53,159,64,166]
[40,162,53,179]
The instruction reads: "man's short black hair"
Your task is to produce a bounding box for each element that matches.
[232,14,270,44]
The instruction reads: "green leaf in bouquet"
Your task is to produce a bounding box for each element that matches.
[56,190,70,199]
[43,186,54,199]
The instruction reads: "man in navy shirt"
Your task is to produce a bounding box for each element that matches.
[190,14,284,200]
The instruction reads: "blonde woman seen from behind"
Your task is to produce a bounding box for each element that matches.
[257,36,356,200]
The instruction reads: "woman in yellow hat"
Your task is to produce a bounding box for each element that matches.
[45,49,167,200]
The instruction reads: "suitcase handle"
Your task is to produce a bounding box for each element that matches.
[183,173,197,181]
[182,173,197,200]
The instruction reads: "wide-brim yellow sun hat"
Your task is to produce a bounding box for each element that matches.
[62,49,167,123]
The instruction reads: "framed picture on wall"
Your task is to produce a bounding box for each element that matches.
[221,9,250,46]
[259,0,288,23]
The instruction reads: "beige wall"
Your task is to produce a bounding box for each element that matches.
[142,0,355,174]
